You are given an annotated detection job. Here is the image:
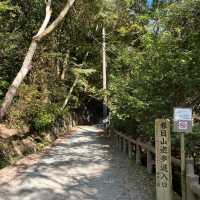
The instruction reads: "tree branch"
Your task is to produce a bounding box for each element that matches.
[34,0,76,41]
[62,75,79,110]
[34,0,52,38]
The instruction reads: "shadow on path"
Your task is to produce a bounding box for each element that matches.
[0,126,155,200]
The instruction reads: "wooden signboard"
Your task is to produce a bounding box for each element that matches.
[155,119,172,200]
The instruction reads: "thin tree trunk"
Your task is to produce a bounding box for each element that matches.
[0,41,37,119]
[0,0,76,120]
[61,50,70,80]
[0,0,52,120]
[34,0,76,41]
[62,75,79,110]
[56,58,61,77]
[102,27,108,121]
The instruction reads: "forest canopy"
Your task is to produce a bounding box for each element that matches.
[0,0,200,154]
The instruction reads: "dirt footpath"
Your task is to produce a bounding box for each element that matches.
[0,126,157,200]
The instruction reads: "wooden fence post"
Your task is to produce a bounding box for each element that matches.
[119,136,122,151]
[147,142,153,174]
[123,138,127,153]
[133,144,136,157]
[118,136,120,150]
[114,135,117,148]
[128,141,133,159]
[186,158,199,200]
[136,139,141,165]
[121,137,124,152]
[117,135,119,148]
[110,132,114,147]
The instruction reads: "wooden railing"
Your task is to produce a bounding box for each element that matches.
[186,158,200,200]
[109,129,200,200]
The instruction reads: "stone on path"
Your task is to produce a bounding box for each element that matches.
[0,126,155,200]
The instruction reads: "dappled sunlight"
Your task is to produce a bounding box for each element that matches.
[0,126,155,200]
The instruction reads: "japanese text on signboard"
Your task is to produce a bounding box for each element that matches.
[157,122,169,188]
[155,119,172,200]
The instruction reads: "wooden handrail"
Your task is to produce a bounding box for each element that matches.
[191,183,200,197]
[111,129,200,199]
[186,158,200,199]
[113,129,180,167]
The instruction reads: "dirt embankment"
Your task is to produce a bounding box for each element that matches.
[0,118,75,169]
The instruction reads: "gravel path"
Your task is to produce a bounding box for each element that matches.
[0,126,156,200]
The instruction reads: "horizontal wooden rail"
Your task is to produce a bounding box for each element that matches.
[192,183,200,197]
[110,129,200,200]
[186,158,200,200]
[113,130,180,167]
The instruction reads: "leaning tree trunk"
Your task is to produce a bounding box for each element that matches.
[62,75,79,110]
[0,0,76,120]
[0,0,52,120]
[0,41,37,119]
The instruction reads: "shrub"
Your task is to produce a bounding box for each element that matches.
[32,108,55,133]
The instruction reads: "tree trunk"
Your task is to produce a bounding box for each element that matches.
[61,50,70,80]
[102,27,108,121]
[0,41,37,119]
[62,75,79,110]
[0,0,76,120]
[56,59,61,78]
[34,0,76,41]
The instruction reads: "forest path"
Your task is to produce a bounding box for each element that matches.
[0,126,155,200]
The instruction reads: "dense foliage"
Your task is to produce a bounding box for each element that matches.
[108,0,200,154]
[0,0,102,131]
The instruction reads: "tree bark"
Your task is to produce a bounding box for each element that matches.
[61,50,70,80]
[56,58,61,77]
[34,0,76,41]
[0,0,52,120]
[0,41,37,120]
[102,27,108,121]
[0,0,76,120]
[62,75,79,110]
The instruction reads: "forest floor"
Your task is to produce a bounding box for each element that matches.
[0,126,180,200]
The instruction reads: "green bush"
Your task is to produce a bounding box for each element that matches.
[0,79,9,99]
[186,124,200,156]
[0,143,10,168]
[32,108,55,132]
